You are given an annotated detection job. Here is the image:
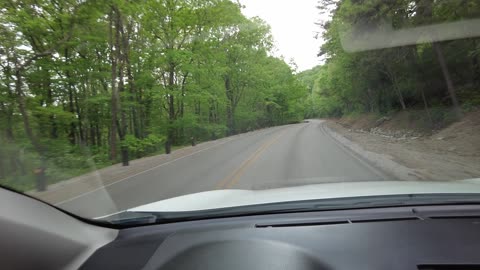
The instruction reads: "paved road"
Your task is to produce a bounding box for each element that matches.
[59,120,385,218]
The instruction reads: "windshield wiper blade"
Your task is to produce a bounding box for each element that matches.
[105,212,157,226]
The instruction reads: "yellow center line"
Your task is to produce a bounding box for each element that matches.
[215,129,288,190]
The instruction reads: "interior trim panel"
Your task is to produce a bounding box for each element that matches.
[0,188,117,270]
[81,205,480,270]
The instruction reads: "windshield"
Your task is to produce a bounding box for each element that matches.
[1,0,480,223]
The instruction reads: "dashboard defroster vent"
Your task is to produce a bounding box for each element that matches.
[256,216,421,228]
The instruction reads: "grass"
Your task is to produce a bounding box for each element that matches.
[0,144,191,193]
[1,125,276,193]
[144,144,188,158]
[0,160,112,192]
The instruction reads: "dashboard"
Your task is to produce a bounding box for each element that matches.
[80,205,480,270]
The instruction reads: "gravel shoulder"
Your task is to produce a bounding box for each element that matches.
[325,119,480,181]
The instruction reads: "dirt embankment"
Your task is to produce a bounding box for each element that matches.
[326,110,480,181]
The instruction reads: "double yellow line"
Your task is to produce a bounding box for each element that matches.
[216,129,287,189]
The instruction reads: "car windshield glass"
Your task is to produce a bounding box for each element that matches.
[1,0,480,223]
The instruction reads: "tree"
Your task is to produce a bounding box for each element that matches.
[0,0,306,192]
[305,0,480,120]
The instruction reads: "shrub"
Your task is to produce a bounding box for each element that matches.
[122,134,166,158]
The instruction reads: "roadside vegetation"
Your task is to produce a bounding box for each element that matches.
[0,0,307,191]
[2,0,480,192]
[299,0,480,128]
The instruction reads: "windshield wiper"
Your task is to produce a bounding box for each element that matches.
[106,212,157,226]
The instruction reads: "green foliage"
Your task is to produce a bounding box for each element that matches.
[301,0,480,119]
[122,134,166,158]
[0,0,308,191]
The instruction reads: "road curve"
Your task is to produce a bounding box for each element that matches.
[59,120,385,218]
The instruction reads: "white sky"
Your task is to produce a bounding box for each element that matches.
[240,0,325,71]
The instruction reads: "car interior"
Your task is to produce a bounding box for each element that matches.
[3,187,480,270]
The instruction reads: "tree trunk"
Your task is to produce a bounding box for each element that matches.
[115,6,129,166]
[14,69,47,191]
[209,100,215,123]
[109,72,118,162]
[46,80,58,139]
[118,76,129,166]
[395,87,406,110]
[96,124,102,147]
[74,94,85,145]
[384,68,407,110]
[1,105,17,177]
[226,105,236,135]
[408,46,433,126]
[90,123,96,146]
[420,88,434,128]
[415,0,461,119]
[433,42,462,119]
[109,8,118,161]
[390,74,406,110]
[472,40,480,86]
[5,111,14,142]
[166,63,176,154]
[366,87,376,113]
[180,72,188,118]
[124,23,140,139]
[225,76,236,135]
[68,87,76,145]
[0,150,5,179]
[64,48,78,145]
[166,94,175,154]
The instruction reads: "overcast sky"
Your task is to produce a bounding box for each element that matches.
[240,0,325,71]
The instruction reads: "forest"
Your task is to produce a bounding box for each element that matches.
[300,0,480,124]
[2,0,480,192]
[0,0,307,191]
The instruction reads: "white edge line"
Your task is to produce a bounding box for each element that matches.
[320,122,391,181]
[55,136,238,206]
[55,125,290,206]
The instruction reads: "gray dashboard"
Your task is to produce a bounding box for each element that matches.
[0,188,117,270]
[81,205,480,270]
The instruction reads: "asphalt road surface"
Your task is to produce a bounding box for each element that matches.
[58,120,385,218]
